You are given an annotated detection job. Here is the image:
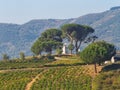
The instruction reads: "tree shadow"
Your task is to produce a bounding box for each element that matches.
[44,63,86,67]
[102,63,120,71]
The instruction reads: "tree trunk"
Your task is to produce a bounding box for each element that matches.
[75,40,82,54]
[98,60,101,66]
[70,50,72,54]
[94,62,97,73]
[76,48,78,54]
[98,58,101,66]
[75,41,78,53]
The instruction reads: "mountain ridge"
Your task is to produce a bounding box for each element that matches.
[0,7,120,59]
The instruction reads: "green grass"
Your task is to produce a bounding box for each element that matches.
[58,55,81,60]
[0,69,43,90]
[45,55,85,67]
[45,59,84,67]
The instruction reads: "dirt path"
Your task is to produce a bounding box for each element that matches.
[25,74,40,90]
[25,69,48,90]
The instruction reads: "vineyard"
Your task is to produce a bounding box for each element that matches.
[0,65,97,90]
[0,69,43,90]
[31,66,93,90]
[1,56,118,90]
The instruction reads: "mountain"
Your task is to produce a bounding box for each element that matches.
[0,6,120,59]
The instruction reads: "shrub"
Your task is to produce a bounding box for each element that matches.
[20,52,25,60]
[56,48,62,55]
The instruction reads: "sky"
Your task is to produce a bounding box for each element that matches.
[0,0,120,24]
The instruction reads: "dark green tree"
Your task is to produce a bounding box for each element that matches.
[42,40,62,54]
[2,54,9,61]
[84,35,98,43]
[40,28,62,42]
[61,23,94,53]
[31,40,43,55]
[31,28,63,55]
[80,41,116,73]
[68,44,74,54]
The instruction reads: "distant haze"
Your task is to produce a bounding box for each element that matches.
[0,0,120,24]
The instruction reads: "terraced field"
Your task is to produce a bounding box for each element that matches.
[0,69,43,90]
[31,66,96,90]
[0,58,103,90]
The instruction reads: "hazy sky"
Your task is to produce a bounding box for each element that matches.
[0,0,120,24]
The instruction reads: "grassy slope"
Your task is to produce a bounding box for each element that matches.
[92,64,120,90]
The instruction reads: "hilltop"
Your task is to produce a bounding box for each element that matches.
[0,6,120,58]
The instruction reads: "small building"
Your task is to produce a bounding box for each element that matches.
[111,56,115,63]
[111,55,120,63]
[62,43,68,54]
